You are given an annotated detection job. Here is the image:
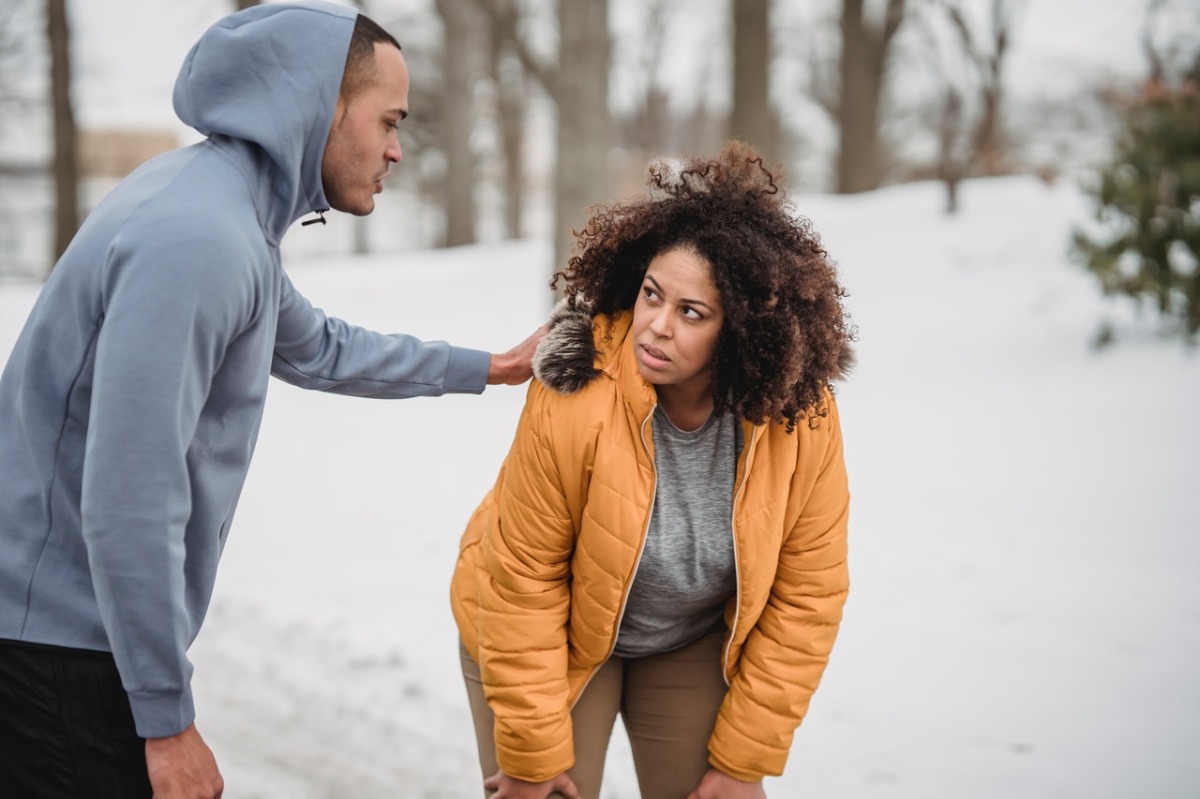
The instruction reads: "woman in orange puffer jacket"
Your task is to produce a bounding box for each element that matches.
[451,142,854,799]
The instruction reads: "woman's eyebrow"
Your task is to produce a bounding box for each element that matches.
[645,274,716,311]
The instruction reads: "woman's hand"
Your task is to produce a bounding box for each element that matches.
[686,767,766,799]
[483,769,581,799]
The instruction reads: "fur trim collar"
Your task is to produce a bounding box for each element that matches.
[532,297,599,395]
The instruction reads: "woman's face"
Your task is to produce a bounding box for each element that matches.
[631,247,725,395]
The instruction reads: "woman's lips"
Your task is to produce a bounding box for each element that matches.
[640,343,670,369]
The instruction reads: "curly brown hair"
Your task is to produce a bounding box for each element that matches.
[551,141,853,431]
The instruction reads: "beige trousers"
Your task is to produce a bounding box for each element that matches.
[460,627,727,799]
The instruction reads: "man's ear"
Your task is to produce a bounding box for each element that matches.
[331,92,348,125]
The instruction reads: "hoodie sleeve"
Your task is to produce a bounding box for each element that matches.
[82,235,255,739]
[271,271,489,396]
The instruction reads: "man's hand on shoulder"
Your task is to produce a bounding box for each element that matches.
[488,324,550,386]
[145,723,223,798]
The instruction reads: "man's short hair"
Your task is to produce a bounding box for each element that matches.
[340,13,401,101]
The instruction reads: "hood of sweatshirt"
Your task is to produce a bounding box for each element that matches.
[172,1,356,241]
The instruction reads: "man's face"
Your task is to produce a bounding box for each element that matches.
[321,43,408,216]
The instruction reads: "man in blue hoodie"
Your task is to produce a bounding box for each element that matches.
[0,3,543,797]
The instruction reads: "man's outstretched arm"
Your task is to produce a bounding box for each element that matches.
[273,273,547,395]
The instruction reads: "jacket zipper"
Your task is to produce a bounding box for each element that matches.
[720,423,758,686]
[570,402,658,708]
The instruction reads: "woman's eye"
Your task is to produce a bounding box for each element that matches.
[681,306,701,320]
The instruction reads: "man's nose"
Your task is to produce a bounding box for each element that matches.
[386,134,402,163]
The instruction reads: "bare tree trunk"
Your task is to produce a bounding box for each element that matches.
[836,0,906,193]
[352,217,369,255]
[972,0,1011,175]
[974,78,1001,174]
[938,87,963,214]
[554,0,611,271]
[837,0,879,192]
[471,0,613,272]
[47,0,77,265]
[625,0,672,157]
[944,0,1016,177]
[435,0,479,247]
[730,0,777,163]
[489,0,526,239]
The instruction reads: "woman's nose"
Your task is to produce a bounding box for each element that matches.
[648,307,671,337]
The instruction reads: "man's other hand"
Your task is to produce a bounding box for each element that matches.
[145,723,223,798]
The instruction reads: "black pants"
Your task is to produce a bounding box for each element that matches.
[0,639,151,798]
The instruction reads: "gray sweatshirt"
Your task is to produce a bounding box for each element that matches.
[0,1,488,738]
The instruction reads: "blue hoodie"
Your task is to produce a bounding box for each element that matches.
[0,2,490,738]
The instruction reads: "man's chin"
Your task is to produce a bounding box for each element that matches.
[325,193,376,217]
[332,204,374,218]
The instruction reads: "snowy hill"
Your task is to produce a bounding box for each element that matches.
[1,176,1197,798]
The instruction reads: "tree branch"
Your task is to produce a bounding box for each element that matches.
[881,0,908,48]
[466,0,560,100]
[1140,0,1167,85]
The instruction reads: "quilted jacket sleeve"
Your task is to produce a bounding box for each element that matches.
[709,395,851,781]
[477,381,579,781]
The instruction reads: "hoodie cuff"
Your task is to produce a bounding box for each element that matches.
[128,687,196,739]
[445,346,490,394]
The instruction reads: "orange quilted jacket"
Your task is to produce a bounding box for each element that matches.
[450,308,850,783]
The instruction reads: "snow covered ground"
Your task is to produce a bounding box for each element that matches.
[2,176,1198,798]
